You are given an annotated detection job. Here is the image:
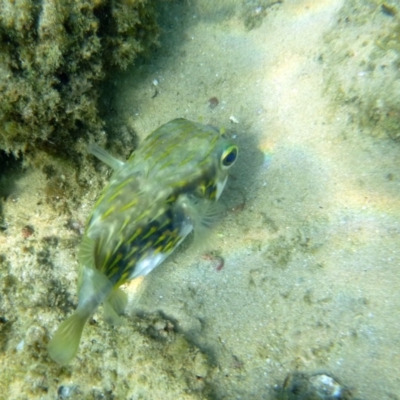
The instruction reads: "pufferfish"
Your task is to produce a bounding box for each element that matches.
[48,118,238,364]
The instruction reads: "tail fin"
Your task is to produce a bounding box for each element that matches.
[48,310,89,365]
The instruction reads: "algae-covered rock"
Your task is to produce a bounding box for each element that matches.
[0,304,216,398]
[0,0,160,164]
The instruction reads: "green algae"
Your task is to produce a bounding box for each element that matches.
[0,0,160,164]
[0,0,165,225]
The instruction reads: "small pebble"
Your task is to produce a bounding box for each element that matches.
[309,374,342,398]
[58,385,78,399]
[208,97,219,109]
[381,3,396,16]
[22,225,34,238]
[281,372,347,399]
[16,340,25,351]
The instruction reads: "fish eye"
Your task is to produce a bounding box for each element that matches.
[221,146,238,168]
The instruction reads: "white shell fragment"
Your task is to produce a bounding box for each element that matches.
[308,374,342,398]
[229,115,239,124]
[281,372,345,399]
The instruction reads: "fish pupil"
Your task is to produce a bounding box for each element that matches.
[222,147,238,166]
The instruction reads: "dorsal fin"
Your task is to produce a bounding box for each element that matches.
[88,143,125,170]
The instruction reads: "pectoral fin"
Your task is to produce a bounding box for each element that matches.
[181,196,222,251]
[77,264,113,308]
[107,287,128,314]
[103,301,125,326]
[102,287,127,325]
